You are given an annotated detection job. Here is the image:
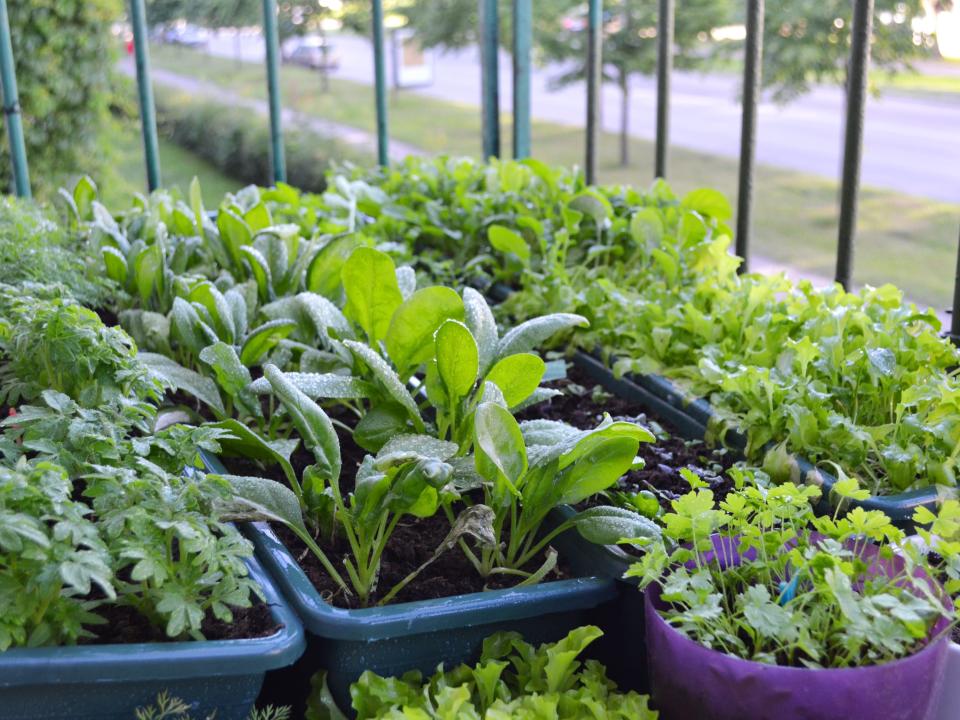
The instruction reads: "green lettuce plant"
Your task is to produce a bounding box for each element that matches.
[306,625,658,719]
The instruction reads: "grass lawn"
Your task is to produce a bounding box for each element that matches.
[100,117,240,209]
[150,44,960,310]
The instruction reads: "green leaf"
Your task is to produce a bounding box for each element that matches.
[377,434,460,466]
[217,209,252,272]
[198,342,259,417]
[264,364,341,481]
[208,418,296,483]
[629,208,664,247]
[139,351,224,415]
[474,402,527,501]
[240,319,297,366]
[395,265,417,299]
[305,234,358,298]
[463,287,499,375]
[305,671,349,720]
[171,297,216,357]
[485,353,545,409]
[353,403,411,453]
[384,286,465,378]
[249,372,371,400]
[496,313,588,359]
[558,436,643,505]
[189,281,235,344]
[683,188,733,220]
[435,320,479,403]
[572,506,662,545]
[341,246,403,344]
[217,474,307,533]
[73,175,98,220]
[344,340,424,431]
[133,244,164,308]
[569,191,612,226]
[241,245,273,301]
[544,625,603,692]
[298,292,352,342]
[488,224,530,265]
[101,246,128,283]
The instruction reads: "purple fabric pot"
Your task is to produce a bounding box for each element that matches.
[645,538,952,720]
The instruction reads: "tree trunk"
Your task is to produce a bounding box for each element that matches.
[619,67,630,167]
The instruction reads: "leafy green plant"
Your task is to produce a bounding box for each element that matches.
[134,690,290,720]
[306,625,657,719]
[219,365,494,607]
[625,476,955,668]
[260,246,584,454]
[468,404,658,580]
[0,457,114,650]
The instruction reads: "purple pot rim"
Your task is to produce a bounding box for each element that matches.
[645,537,955,675]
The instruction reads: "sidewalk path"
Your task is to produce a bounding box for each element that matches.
[119,60,425,163]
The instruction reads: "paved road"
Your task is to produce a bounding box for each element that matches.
[203,30,960,204]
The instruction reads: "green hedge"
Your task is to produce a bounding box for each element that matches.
[155,88,369,193]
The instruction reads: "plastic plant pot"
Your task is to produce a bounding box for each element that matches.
[0,552,305,720]
[934,641,960,720]
[242,520,620,714]
[572,350,939,529]
[643,546,952,720]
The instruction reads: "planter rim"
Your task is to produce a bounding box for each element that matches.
[645,582,951,675]
[243,519,619,641]
[0,549,305,686]
[573,350,940,526]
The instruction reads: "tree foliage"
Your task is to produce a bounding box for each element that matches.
[0,0,120,196]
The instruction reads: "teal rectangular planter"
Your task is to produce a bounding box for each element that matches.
[0,552,305,720]
[573,351,940,530]
[241,520,620,715]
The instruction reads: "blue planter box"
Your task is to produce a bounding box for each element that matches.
[241,519,619,715]
[572,351,939,529]
[0,552,305,720]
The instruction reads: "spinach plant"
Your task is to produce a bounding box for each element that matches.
[220,365,494,607]
[467,403,658,580]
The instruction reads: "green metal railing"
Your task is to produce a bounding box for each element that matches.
[1,0,959,331]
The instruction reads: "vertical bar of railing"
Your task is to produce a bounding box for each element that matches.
[0,0,29,198]
[480,0,500,159]
[735,0,764,272]
[951,225,960,344]
[585,0,602,184]
[262,0,286,183]
[372,0,389,166]
[835,0,874,290]
[655,0,674,179]
[512,0,532,159]
[129,0,161,191]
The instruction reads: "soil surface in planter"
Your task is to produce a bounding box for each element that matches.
[81,602,279,644]
[275,516,570,610]
[516,364,738,513]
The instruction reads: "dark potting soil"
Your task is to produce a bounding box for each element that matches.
[80,601,279,645]
[516,363,739,513]
[273,513,569,610]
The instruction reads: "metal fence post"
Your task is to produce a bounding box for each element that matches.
[0,0,28,198]
[372,0,389,166]
[585,0,602,184]
[129,0,161,191]
[655,0,674,179]
[735,0,764,272]
[480,0,500,159]
[835,0,874,290]
[951,225,960,345]
[512,0,531,159]
[262,0,286,183]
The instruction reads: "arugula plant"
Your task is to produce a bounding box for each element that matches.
[0,458,114,651]
[625,476,954,668]
[307,625,658,719]
[219,365,495,607]
[466,403,658,580]
[257,246,586,454]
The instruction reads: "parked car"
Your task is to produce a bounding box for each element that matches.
[283,36,339,71]
[161,23,210,49]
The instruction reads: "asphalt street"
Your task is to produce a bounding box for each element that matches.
[204,31,960,203]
